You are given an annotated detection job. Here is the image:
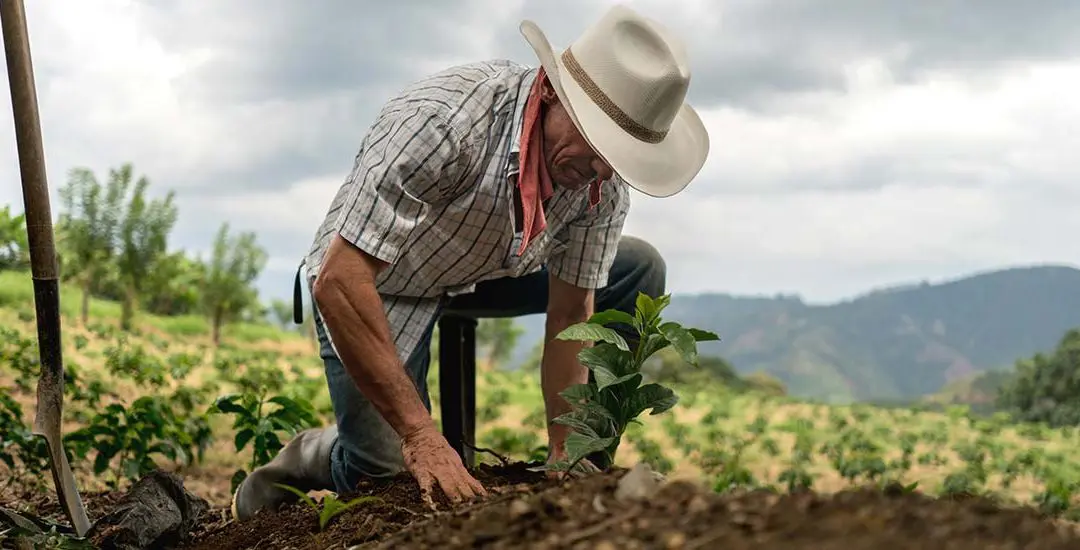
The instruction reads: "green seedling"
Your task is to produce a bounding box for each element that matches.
[272,483,380,531]
[540,292,720,475]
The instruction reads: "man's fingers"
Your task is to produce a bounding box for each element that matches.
[436,473,466,503]
[467,475,487,497]
[415,470,439,509]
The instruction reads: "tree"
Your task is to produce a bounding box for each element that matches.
[997,328,1080,427]
[0,205,28,270]
[56,167,127,325]
[138,251,204,316]
[113,164,179,330]
[268,298,295,331]
[476,318,523,368]
[199,222,267,345]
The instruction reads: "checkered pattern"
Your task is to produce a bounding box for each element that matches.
[303,60,631,362]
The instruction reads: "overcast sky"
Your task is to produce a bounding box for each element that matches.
[1,0,1078,305]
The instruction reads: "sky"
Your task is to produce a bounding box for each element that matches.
[0,0,1078,306]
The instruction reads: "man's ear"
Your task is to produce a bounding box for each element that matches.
[539,76,559,105]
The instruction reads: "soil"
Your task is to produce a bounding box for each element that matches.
[9,462,1080,549]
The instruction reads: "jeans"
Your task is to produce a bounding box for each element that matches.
[311,235,666,494]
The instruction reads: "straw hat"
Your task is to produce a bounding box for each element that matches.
[519,4,710,198]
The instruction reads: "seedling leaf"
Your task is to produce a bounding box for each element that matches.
[566,431,616,461]
[659,322,699,366]
[625,383,679,418]
[556,323,630,351]
[587,309,638,329]
[687,327,721,342]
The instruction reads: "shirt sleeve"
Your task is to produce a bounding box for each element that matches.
[546,177,631,289]
[334,103,473,265]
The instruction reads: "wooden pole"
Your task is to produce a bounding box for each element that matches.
[0,0,91,536]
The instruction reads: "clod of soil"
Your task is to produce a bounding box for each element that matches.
[178,461,1080,550]
[88,470,209,549]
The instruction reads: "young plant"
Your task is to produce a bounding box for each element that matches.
[543,292,719,474]
[272,483,380,531]
[212,391,320,491]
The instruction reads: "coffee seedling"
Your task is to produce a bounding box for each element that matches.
[542,292,720,475]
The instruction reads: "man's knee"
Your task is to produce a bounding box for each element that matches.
[618,235,666,296]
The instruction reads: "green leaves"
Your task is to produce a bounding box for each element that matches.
[212,392,320,472]
[543,292,720,476]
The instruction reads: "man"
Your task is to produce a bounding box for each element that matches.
[231,4,709,520]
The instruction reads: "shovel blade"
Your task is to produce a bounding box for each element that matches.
[32,432,91,537]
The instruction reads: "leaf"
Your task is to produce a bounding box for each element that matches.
[552,413,598,438]
[559,383,596,405]
[623,383,679,420]
[578,343,634,378]
[565,431,616,463]
[582,399,619,423]
[659,322,698,366]
[212,394,248,416]
[92,451,111,474]
[634,293,658,328]
[230,469,248,494]
[319,495,379,530]
[635,333,671,363]
[587,309,638,329]
[273,482,317,510]
[555,323,630,351]
[687,327,721,342]
[234,428,255,452]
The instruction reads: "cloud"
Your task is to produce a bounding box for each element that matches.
[0,0,1075,307]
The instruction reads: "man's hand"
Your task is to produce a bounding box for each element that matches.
[401,425,487,508]
[315,235,487,506]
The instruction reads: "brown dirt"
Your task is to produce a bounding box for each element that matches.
[10,462,1080,549]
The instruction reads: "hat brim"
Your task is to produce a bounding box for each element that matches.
[520,19,710,198]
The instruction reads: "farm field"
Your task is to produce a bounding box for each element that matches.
[2,272,1080,548]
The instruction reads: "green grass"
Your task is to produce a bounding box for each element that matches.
[0,270,297,343]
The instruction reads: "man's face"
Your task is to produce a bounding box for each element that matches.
[540,80,615,191]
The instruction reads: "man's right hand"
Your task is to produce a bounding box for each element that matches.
[401,425,487,508]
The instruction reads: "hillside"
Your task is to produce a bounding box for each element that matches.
[510,265,1080,403]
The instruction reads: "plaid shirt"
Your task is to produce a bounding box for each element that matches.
[303,60,631,362]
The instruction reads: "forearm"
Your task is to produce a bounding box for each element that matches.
[314,276,434,440]
[541,315,590,442]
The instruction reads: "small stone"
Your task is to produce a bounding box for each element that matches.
[509,499,531,519]
[663,531,687,549]
[687,495,709,514]
[615,463,661,503]
[592,494,608,514]
[594,541,618,550]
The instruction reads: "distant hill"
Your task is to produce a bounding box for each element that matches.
[507,265,1080,403]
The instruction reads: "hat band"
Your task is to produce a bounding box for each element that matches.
[560,48,668,144]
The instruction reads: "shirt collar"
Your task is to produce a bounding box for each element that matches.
[509,67,541,157]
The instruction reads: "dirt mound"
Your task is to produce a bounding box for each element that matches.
[177,462,1080,550]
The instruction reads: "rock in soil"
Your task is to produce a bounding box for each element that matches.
[180,462,1080,550]
[87,469,209,550]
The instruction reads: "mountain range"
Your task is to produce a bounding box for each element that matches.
[505,265,1080,403]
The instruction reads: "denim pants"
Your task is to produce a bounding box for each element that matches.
[310,235,666,494]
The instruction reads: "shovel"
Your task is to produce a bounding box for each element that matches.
[0,0,91,537]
